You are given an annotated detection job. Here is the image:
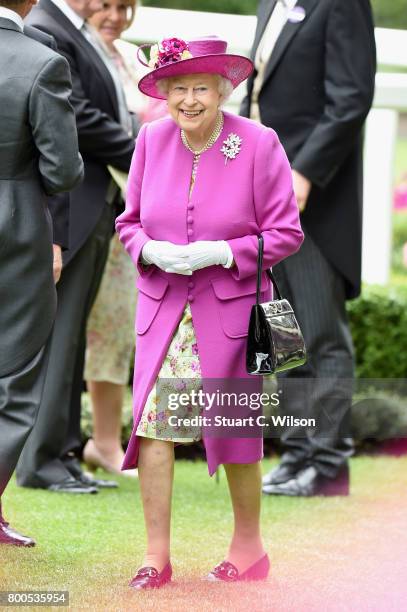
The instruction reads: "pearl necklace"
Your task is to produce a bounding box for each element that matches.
[181,111,224,155]
[181,112,224,193]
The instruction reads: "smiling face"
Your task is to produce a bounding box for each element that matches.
[88,0,135,44]
[166,73,222,144]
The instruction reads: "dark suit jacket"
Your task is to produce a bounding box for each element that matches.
[241,0,376,298]
[0,17,83,376]
[26,0,135,265]
[24,24,70,250]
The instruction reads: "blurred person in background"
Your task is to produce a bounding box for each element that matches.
[17,0,137,494]
[242,0,376,496]
[83,0,166,476]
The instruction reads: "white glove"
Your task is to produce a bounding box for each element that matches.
[180,240,234,272]
[141,240,192,275]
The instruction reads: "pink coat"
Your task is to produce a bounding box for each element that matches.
[116,111,303,475]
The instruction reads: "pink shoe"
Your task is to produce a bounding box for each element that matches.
[0,517,35,547]
[206,553,270,582]
[129,561,172,590]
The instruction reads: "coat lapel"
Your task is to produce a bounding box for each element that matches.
[39,0,120,119]
[250,0,277,60]
[262,0,319,87]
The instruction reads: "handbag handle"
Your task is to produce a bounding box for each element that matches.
[256,235,282,304]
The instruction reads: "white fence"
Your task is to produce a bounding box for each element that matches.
[125,7,407,286]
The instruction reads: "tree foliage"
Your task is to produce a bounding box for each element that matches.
[371,0,407,30]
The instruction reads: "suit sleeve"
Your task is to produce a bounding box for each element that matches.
[52,35,135,170]
[115,124,152,276]
[226,128,304,281]
[29,54,84,195]
[47,193,70,249]
[292,0,376,188]
[67,56,135,169]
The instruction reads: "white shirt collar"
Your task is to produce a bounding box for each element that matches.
[48,0,84,29]
[280,0,298,10]
[0,7,24,31]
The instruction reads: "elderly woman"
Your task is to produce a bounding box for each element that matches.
[116,36,303,589]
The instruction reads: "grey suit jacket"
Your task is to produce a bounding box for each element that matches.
[0,17,84,376]
[24,24,71,250]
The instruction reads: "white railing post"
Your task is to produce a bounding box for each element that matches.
[362,109,399,285]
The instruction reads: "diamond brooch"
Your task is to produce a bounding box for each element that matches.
[221,133,242,165]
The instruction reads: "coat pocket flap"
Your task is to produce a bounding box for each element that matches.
[136,273,169,300]
[210,275,269,300]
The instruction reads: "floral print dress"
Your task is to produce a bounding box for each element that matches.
[136,303,203,442]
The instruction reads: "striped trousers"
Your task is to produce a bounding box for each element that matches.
[273,232,354,478]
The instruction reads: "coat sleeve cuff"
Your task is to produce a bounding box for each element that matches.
[221,241,234,269]
[226,236,258,280]
[120,227,153,277]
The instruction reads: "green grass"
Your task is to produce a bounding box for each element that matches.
[2,456,407,610]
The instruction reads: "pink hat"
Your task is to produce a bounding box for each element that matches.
[137,36,254,100]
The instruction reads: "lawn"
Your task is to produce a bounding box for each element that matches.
[1,455,407,611]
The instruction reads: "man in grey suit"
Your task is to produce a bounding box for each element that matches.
[0,0,83,546]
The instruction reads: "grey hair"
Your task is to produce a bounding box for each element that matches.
[156,75,234,105]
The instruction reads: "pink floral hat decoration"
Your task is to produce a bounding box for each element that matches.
[137,36,254,100]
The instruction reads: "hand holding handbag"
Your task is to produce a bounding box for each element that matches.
[246,235,307,376]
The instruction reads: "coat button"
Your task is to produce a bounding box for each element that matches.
[188,294,194,302]
[187,216,194,224]
[187,229,194,236]
[187,203,194,210]
[188,281,194,289]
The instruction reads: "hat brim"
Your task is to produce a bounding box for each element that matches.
[138,54,254,100]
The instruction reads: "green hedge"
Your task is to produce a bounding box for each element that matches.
[351,391,407,443]
[347,282,407,379]
[141,0,407,28]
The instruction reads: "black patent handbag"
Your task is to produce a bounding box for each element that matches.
[246,236,307,376]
